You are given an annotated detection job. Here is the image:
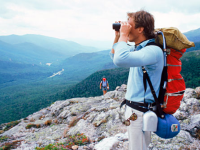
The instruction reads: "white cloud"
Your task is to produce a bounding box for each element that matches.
[0,0,199,49]
[154,11,200,32]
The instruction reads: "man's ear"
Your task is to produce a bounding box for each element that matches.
[138,27,144,33]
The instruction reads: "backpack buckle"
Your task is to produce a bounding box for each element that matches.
[166,48,171,55]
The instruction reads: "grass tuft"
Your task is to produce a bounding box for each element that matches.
[35,133,90,150]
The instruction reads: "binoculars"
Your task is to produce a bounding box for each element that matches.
[112,23,121,31]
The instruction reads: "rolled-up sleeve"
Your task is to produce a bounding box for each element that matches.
[113,42,159,67]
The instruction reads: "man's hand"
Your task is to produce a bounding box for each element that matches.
[118,21,132,42]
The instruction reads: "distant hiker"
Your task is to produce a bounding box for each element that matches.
[100,77,109,95]
[111,10,163,150]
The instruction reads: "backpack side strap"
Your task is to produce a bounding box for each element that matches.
[142,66,165,118]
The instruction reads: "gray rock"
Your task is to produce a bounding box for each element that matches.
[50,100,70,117]
[181,114,200,138]
[94,136,119,150]
[183,88,198,101]
[174,110,189,120]
[195,87,200,99]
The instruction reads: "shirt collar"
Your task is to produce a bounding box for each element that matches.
[135,39,155,50]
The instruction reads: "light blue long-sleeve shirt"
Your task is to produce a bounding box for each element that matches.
[110,39,164,103]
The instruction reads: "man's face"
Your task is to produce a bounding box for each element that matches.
[127,17,140,42]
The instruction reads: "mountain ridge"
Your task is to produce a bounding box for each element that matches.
[0,34,100,57]
[184,27,200,43]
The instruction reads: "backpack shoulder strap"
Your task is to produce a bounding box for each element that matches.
[142,41,165,118]
[146,42,163,49]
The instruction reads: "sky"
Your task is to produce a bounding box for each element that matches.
[0,0,200,49]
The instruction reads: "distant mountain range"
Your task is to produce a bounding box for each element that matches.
[184,28,200,52]
[184,28,200,42]
[0,40,63,65]
[0,34,109,89]
[0,34,100,64]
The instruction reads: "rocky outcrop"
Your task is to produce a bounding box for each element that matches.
[0,85,200,150]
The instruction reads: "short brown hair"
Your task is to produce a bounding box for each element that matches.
[127,10,155,39]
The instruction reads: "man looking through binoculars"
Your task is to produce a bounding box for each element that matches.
[110,10,163,150]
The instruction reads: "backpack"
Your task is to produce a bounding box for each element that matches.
[144,27,195,118]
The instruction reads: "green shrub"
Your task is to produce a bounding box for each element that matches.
[0,136,9,142]
[35,133,90,150]
[25,123,36,129]
[0,140,20,150]
[3,120,20,131]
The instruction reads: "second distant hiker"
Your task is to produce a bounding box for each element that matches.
[100,77,109,95]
